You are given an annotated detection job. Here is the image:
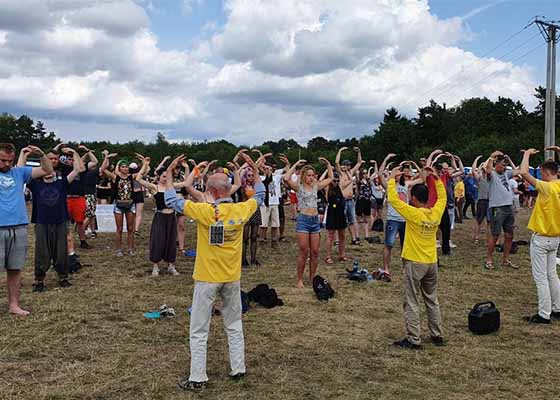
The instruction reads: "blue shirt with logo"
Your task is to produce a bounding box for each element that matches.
[0,167,33,227]
[28,178,70,225]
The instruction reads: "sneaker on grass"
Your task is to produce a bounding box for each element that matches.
[392,338,423,350]
[177,377,207,392]
[33,282,46,293]
[431,336,446,347]
[59,279,72,288]
[524,314,551,324]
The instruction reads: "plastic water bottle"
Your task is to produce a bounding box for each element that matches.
[352,259,359,273]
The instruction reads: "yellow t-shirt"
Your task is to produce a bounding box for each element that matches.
[454,181,465,199]
[387,179,447,264]
[184,199,258,283]
[527,179,560,237]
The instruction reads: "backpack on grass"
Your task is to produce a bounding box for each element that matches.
[313,275,335,301]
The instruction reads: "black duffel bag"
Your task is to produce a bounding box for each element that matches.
[468,301,500,335]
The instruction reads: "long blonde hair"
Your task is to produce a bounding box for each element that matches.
[299,165,316,183]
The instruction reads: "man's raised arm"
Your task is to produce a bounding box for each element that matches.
[29,146,53,179]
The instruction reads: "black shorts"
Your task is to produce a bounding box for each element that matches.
[132,191,144,204]
[355,198,371,217]
[97,188,112,200]
[371,197,384,210]
[476,199,489,224]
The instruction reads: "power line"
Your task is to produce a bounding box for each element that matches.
[428,31,542,103]
[443,42,546,105]
[404,23,534,108]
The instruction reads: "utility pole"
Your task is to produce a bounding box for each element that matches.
[535,18,560,160]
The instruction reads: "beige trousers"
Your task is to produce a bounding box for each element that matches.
[401,260,443,345]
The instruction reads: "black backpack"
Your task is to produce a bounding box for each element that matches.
[372,218,384,232]
[248,284,284,309]
[468,301,500,335]
[313,275,335,301]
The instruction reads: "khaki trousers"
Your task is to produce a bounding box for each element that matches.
[189,280,245,382]
[401,260,443,345]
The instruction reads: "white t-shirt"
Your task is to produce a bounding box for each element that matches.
[260,170,283,206]
[509,178,519,200]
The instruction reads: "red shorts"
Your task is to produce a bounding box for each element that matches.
[289,191,297,204]
[67,196,86,224]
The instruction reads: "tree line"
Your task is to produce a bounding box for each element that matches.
[1,86,558,169]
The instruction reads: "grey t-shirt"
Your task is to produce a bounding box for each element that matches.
[387,183,408,222]
[477,176,490,200]
[488,170,513,208]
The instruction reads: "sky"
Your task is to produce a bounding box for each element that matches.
[0,0,557,145]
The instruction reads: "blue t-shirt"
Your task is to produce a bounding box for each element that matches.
[0,167,33,227]
[28,178,70,225]
[464,176,478,199]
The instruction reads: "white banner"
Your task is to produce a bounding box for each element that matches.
[96,204,128,233]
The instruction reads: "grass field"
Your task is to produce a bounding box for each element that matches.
[1,203,559,400]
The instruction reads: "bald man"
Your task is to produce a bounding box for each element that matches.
[165,155,265,392]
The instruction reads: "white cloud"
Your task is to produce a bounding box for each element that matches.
[0,0,540,145]
[213,0,465,77]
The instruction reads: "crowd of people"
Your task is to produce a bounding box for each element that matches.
[1,141,559,391]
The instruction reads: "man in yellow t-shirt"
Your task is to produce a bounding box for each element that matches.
[520,149,560,324]
[387,166,447,349]
[165,154,265,391]
[454,177,465,223]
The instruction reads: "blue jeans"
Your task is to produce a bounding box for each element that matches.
[296,214,321,234]
[384,220,405,247]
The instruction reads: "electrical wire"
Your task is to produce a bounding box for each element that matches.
[404,22,535,107]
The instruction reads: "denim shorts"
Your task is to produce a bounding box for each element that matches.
[384,219,405,247]
[296,214,321,234]
[113,203,136,215]
[344,199,356,225]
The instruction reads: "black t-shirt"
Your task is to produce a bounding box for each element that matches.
[57,163,85,196]
[28,178,69,224]
[56,163,72,178]
[83,168,99,195]
[68,171,87,196]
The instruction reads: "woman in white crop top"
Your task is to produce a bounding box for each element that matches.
[283,156,333,289]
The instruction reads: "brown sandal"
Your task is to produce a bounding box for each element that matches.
[325,256,334,265]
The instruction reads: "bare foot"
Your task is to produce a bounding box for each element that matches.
[9,306,30,317]
[296,280,304,289]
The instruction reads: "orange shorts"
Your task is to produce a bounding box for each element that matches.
[67,196,86,224]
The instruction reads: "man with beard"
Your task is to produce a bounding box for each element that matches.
[0,143,53,316]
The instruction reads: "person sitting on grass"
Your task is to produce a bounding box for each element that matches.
[387,164,447,350]
[25,147,82,292]
[520,149,560,324]
[164,153,264,392]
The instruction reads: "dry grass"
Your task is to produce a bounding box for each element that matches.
[1,204,559,400]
